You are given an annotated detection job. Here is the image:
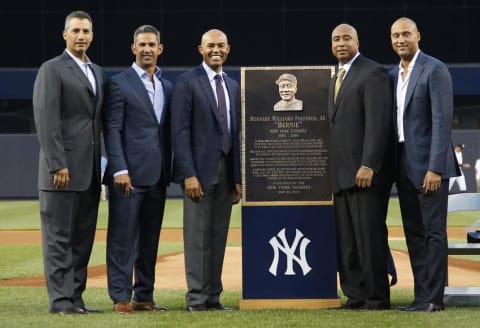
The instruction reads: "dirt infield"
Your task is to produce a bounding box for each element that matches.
[1,227,479,290]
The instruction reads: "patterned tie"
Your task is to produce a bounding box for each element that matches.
[334,68,346,104]
[214,74,231,154]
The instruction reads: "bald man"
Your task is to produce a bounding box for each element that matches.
[328,23,393,310]
[390,17,459,312]
[171,29,241,312]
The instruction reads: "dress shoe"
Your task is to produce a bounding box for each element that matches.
[396,302,418,311]
[77,306,103,314]
[206,303,234,311]
[113,301,133,315]
[401,302,444,312]
[186,305,207,312]
[56,307,86,315]
[330,300,364,310]
[356,303,390,311]
[131,300,168,311]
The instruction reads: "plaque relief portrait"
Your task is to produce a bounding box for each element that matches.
[273,73,303,112]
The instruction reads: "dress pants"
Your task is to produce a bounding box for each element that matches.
[396,144,448,306]
[39,178,100,312]
[334,184,391,308]
[183,155,234,306]
[106,181,166,303]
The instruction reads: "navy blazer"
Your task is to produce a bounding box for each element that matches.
[171,65,241,189]
[103,67,172,186]
[390,51,460,185]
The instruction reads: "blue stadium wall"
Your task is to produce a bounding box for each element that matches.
[0,65,479,198]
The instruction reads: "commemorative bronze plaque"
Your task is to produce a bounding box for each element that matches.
[241,66,335,205]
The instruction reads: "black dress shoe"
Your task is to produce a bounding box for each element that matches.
[77,306,103,314]
[186,305,207,312]
[330,300,364,310]
[206,303,233,311]
[57,307,86,315]
[402,302,444,312]
[356,303,390,311]
[396,302,418,311]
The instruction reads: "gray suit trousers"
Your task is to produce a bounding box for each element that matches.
[183,156,233,306]
[39,179,100,312]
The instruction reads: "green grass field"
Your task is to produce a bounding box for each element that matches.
[1,198,480,327]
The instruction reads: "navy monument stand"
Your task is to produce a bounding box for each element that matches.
[239,66,339,309]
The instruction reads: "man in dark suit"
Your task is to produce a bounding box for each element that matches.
[103,25,172,315]
[32,10,104,315]
[328,23,393,310]
[171,29,241,312]
[390,17,460,312]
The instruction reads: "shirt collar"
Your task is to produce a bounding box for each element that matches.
[65,49,92,67]
[202,61,223,81]
[131,62,162,80]
[398,49,420,73]
[339,52,360,73]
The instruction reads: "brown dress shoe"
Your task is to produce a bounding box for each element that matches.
[113,301,133,315]
[131,300,168,311]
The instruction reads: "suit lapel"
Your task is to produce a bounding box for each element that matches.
[403,52,425,112]
[62,52,96,98]
[158,77,168,126]
[328,74,337,121]
[198,66,223,128]
[224,76,236,131]
[329,57,362,121]
[126,68,159,124]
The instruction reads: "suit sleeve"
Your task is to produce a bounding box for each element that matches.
[103,78,128,174]
[32,62,67,173]
[171,76,197,180]
[361,66,393,171]
[428,62,454,174]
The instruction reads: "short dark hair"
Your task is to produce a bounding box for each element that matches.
[64,11,92,31]
[133,25,161,44]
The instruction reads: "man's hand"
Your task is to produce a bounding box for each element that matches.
[114,174,134,197]
[356,166,374,188]
[232,183,242,204]
[185,176,203,201]
[53,168,70,189]
[423,170,441,193]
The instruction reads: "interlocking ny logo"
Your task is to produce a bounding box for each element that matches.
[268,228,312,276]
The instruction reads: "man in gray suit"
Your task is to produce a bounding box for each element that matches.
[32,10,104,315]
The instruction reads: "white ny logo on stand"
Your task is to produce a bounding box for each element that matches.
[268,228,312,276]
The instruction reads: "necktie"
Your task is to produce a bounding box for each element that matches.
[214,74,231,154]
[84,63,97,95]
[334,68,345,104]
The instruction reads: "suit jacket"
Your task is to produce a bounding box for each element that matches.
[33,51,104,191]
[171,65,241,189]
[389,51,460,185]
[103,67,172,186]
[328,55,393,194]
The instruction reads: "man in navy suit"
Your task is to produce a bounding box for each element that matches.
[103,25,172,314]
[390,17,460,312]
[171,29,241,312]
[33,10,104,315]
[328,23,393,311]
